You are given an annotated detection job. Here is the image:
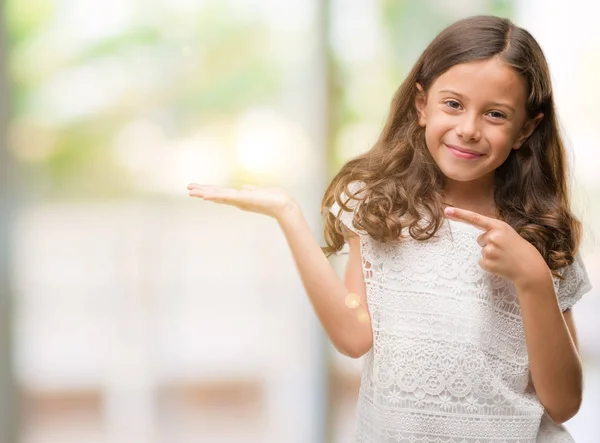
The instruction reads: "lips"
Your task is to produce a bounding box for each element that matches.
[445,144,483,156]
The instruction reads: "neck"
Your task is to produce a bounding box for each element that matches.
[443,177,496,217]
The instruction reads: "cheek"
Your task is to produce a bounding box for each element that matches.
[487,127,516,153]
[424,113,453,147]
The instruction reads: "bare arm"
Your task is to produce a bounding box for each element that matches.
[277,202,373,358]
[517,273,583,423]
[188,183,373,358]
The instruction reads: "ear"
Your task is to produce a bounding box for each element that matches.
[414,83,427,127]
[513,112,544,149]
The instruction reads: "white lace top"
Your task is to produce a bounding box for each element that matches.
[329,182,592,443]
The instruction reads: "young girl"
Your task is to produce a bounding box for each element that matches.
[188,15,592,443]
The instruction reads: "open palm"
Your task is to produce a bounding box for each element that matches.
[187,183,296,219]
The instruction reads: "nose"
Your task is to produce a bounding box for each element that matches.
[456,114,481,142]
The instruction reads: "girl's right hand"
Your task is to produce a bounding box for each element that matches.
[187,183,298,220]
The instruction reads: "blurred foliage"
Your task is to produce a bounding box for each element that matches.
[6,1,281,198]
[381,0,514,76]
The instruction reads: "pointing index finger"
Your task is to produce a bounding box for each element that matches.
[444,207,496,230]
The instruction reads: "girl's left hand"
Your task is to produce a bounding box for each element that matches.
[444,207,549,287]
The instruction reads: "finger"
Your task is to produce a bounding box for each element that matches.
[203,188,246,204]
[444,207,496,230]
[188,185,226,198]
[188,183,219,194]
[241,184,258,191]
[477,231,488,247]
[478,257,486,271]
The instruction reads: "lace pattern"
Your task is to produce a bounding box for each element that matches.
[328,182,592,443]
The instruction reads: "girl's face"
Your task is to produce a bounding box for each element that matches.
[415,57,543,188]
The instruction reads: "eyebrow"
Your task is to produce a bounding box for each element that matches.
[438,89,516,113]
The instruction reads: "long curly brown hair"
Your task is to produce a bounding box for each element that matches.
[321,15,581,273]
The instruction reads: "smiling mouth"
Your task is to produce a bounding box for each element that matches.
[445,144,484,159]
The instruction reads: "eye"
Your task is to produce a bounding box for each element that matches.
[444,100,462,110]
[487,111,507,120]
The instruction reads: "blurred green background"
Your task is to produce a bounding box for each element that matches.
[1,1,598,442]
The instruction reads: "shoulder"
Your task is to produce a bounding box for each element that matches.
[330,180,367,212]
[328,180,368,237]
[343,180,367,201]
[553,251,593,312]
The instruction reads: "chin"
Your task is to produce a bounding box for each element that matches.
[437,165,483,182]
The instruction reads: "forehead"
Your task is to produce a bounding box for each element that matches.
[430,58,527,106]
